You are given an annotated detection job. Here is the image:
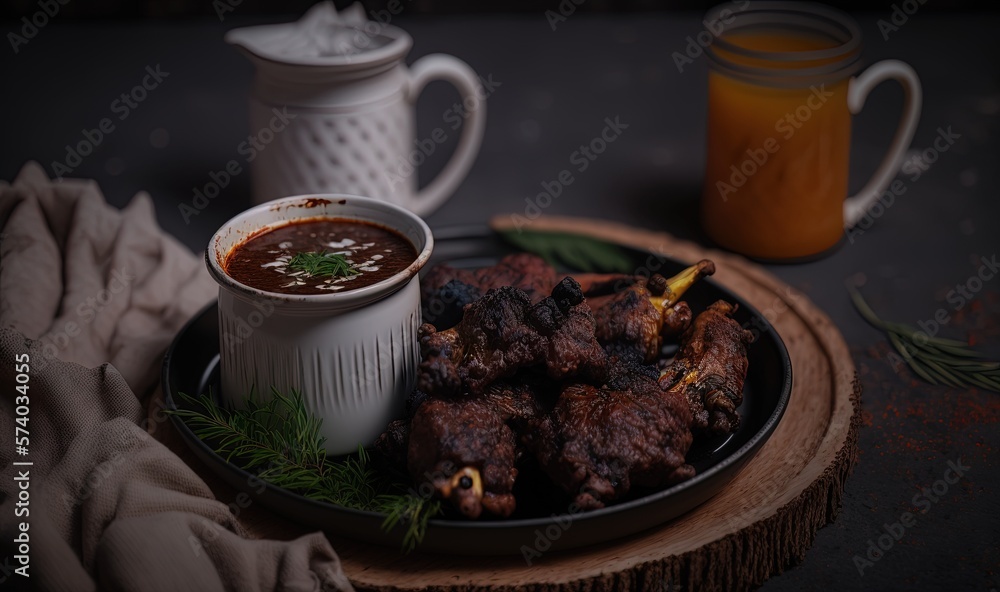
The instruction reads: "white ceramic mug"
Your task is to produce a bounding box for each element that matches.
[227,16,486,217]
[206,194,434,454]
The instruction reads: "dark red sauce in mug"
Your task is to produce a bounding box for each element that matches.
[225,218,417,295]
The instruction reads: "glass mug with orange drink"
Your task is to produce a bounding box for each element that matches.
[701,2,921,260]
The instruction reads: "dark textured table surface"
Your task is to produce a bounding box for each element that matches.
[2,10,998,591]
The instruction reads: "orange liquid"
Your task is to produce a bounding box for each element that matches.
[702,32,852,259]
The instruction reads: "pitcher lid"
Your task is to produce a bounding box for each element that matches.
[224,1,411,69]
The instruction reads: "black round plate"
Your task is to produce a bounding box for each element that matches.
[162,227,792,556]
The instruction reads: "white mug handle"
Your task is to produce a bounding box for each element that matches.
[406,54,487,216]
[843,60,922,227]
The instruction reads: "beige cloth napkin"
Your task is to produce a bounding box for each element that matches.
[0,162,354,592]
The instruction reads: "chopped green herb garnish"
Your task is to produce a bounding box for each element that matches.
[288,250,360,278]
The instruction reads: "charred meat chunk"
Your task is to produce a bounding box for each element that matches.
[659,300,753,436]
[394,383,544,518]
[417,277,607,397]
[532,360,695,510]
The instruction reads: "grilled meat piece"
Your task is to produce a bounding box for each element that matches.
[659,300,753,436]
[421,264,477,301]
[420,254,715,365]
[588,281,695,364]
[378,382,544,518]
[575,261,713,363]
[421,279,482,331]
[418,277,607,397]
[421,253,651,310]
[419,255,637,333]
[422,253,559,327]
[531,361,695,510]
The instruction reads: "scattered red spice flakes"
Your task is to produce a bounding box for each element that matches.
[948,395,1000,430]
[882,401,902,421]
[906,401,930,420]
[853,338,999,463]
[865,344,889,362]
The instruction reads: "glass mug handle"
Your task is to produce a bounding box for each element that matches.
[405,54,487,216]
[843,60,922,227]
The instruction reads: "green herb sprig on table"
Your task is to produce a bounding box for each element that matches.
[287,250,360,279]
[849,286,1000,392]
[496,228,633,273]
[169,388,441,551]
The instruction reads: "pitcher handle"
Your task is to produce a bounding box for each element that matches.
[406,54,487,216]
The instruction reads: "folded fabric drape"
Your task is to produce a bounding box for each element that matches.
[0,162,354,592]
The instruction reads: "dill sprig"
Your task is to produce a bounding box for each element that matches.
[287,250,360,278]
[169,388,441,550]
[376,491,443,552]
[849,286,1000,392]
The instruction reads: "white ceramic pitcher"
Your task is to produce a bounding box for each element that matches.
[225,3,486,216]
